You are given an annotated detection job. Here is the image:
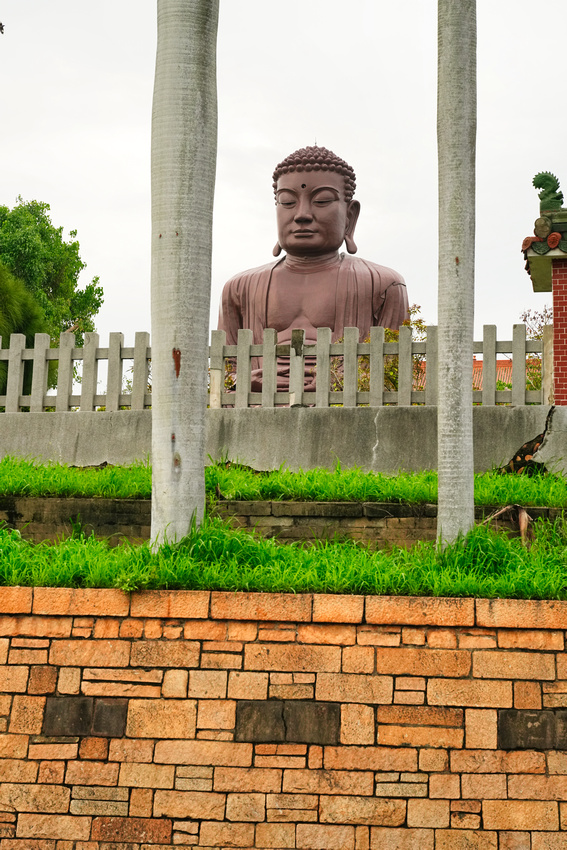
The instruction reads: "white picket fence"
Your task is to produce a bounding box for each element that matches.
[0,325,550,412]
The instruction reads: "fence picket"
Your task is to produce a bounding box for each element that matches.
[512,324,526,407]
[235,329,252,408]
[6,334,26,412]
[209,330,225,410]
[289,329,305,406]
[29,333,51,412]
[369,326,385,406]
[397,326,412,406]
[261,328,277,408]
[55,333,75,412]
[315,327,331,408]
[131,331,151,410]
[481,325,497,405]
[79,332,99,412]
[342,327,358,408]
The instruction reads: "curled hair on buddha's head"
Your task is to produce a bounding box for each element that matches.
[272,146,357,202]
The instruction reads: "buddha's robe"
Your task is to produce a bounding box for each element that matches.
[218,253,409,391]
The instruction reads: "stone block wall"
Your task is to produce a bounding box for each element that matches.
[1,588,567,847]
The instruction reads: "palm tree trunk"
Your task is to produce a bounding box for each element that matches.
[151,0,219,545]
[437,0,476,544]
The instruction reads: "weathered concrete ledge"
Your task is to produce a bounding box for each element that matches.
[0,404,556,472]
[0,589,566,847]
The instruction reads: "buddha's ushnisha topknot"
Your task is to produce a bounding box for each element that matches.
[272,146,356,202]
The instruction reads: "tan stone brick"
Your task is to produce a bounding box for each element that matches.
[375,647,470,677]
[320,795,405,825]
[57,667,80,694]
[341,704,375,745]
[313,594,364,623]
[130,640,199,668]
[0,758,37,782]
[0,783,69,813]
[396,677,426,690]
[259,627,296,643]
[78,737,108,760]
[33,587,129,617]
[308,746,323,769]
[357,627,400,647]
[225,792,264,821]
[38,761,65,784]
[203,639,243,652]
[465,709,497,749]
[128,787,153,817]
[93,618,120,638]
[514,681,542,709]
[343,646,374,674]
[427,629,458,648]
[199,820,255,846]
[316,672,392,704]
[16,814,91,840]
[458,631,497,649]
[161,669,188,698]
[126,698,196,739]
[461,773,506,799]
[0,694,11,715]
[377,706,462,726]
[214,767,281,793]
[394,691,424,705]
[267,793,317,809]
[201,651,242,669]
[0,734,29,758]
[366,596,474,627]
[501,834,531,850]
[270,684,313,700]
[9,648,47,665]
[483,800,558,830]
[370,827,434,849]
[298,624,356,645]
[407,798,449,828]
[325,746,416,772]
[118,618,144,638]
[117,762,174,789]
[245,643,340,672]
[27,666,57,695]
[428,679,512,708]
[108,738,154,763]
[227,621,258,641]
[90,815,172,842]
[297,823,355,849]
[435,830,498,849]
[283,768,373,795]
[476,598,567,629]
[28,742,78,760]
[211,591,311,622]
[154,739,252,766]
[419,749,448,772]
[0,587,32,614]
[498,629,564,650]
[256,822,295,848]
[378,725,463,749]
[197,699,235,730]
[188,670,228,699]
[402,627,426,645]
[509,774,567,800]
[429,774,460,799]
[451,801,481,813]
[65,760,119,786]
[130,590,209,619]
[50,639,129,668]
[152,789,225,819]
[183,619,226,640]
[0,614,71,638]
[473,649,555,680]
[0,666,29,693]
[451,749,545,774]
[255,755,306,769]
[9,695,45,733]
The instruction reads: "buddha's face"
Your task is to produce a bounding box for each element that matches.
[275,171,359,257]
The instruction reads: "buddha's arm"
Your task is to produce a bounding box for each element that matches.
[218,278,244,345]
[374,276,410,331]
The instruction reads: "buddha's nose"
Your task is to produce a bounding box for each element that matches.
[294,202,313,221]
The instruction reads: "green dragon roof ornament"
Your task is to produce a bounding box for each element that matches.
[533,172,564,212]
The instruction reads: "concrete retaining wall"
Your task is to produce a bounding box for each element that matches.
[0,404,560,473]
[1,588,567,847]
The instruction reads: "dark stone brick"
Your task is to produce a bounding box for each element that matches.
[236,701,285,742]
[93,699,128,737]
[284,701,339,744]
[272,502,362,518]
[43,697,93,736]
[554,711,567,749]
[498,709,556,750]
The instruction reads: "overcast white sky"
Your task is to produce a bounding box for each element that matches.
[1,1,563,345]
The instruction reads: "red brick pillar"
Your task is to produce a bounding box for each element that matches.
[553,259,567,405]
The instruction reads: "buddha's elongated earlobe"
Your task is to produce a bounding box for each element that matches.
[345,234,358,254]
[344,199,361,254]
[272,241,282,257]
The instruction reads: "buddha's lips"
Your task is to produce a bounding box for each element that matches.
[292,230,316,235]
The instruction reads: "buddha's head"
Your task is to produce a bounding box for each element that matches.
[271,146,361,258]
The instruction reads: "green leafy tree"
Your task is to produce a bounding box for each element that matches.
[0,198,103,344]
[0,262,49,393]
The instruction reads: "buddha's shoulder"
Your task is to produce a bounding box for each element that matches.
[341,254,406,284]
[223,260,279,289]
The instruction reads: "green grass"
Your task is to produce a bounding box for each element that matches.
[2,456,567,507]
[1,517,567,599]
